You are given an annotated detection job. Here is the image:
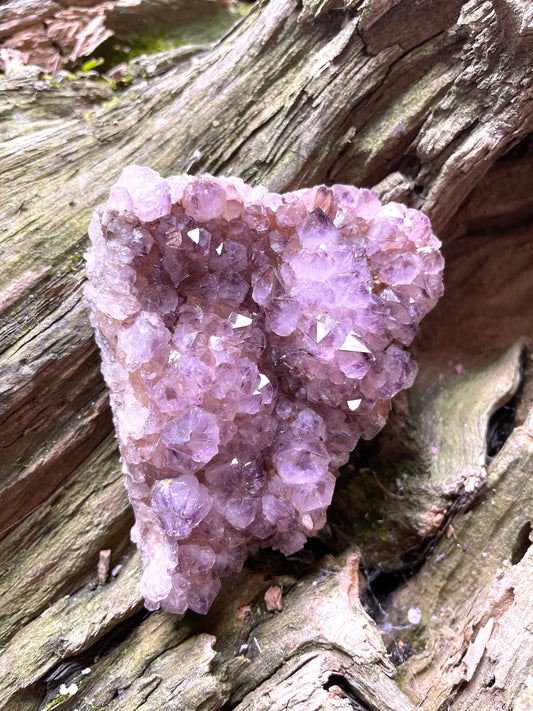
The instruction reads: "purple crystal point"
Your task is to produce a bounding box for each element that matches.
[85,167,444,614]
[151,475,211,538]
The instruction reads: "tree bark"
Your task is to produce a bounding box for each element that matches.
[0,0,532,709]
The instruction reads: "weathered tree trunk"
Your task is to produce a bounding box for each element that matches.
[1,0,532,709]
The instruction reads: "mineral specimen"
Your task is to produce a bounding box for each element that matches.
[85,166,444,615]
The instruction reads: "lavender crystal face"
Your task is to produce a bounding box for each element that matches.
[84,165,444,614]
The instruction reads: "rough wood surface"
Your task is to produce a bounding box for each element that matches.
[383,358,533,709]
[1,0,532,709]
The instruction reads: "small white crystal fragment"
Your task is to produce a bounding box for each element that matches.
[187,228,201,244]
[347,398,362,411]
[316,319,329,343]
[232,314,253,329]
[339,331,370,353]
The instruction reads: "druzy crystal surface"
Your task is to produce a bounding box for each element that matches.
[85,166,444,615]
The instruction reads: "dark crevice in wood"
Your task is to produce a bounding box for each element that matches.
[511,521,532,565]
[311,9,348,38]
[452,133,533,235]
[43,608,151,695]
[461,212,533,238]
[387,637,415,667]
[323,674,373,710]
[361,564,416,624]
[498,135,531,163]
[361,487,477,625]
[486,395,519,460]
[486,347,527,459]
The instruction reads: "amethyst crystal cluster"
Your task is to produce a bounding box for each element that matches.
[85,166,444,614]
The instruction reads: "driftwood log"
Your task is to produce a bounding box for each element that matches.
[1,0,533,709]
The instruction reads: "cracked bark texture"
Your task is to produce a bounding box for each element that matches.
[1,0,533,709]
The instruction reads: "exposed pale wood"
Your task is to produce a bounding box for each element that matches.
[405,341,525,535]
[1,549,418,711]
[0,0,532,709]
[383,371,533,710]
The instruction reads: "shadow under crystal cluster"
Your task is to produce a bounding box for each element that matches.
[84,166,444,614]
